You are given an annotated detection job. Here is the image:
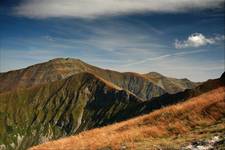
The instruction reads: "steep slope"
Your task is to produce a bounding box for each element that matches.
[0,72,221,150]
[121,72,225,117]
[0,58,92,92]
[143,72,199,94]
[0,72,144,150]
[0,71,222,150]
[29,86,225,150]
[0,58,197,100]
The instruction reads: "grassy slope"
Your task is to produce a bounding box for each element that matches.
[30,86,225,150]
[2,70,218,150]
[0,72,144,150]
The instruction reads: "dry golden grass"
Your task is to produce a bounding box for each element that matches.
[30,86,225,150]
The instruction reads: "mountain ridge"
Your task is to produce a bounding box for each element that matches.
[0,71,223,150]
[0,58,222,150]
[0,58,198,100]
[143,72,199,94]
[29,86,225,150]
[0,72,144,150]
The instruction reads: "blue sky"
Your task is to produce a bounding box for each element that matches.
[0,0,224,81]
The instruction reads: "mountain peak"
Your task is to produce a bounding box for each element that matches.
[145,72,164,77]
[0,58,198,99]
[48,57,84,63]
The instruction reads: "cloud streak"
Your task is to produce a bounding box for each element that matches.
[121,49,208,67]
[14,0,224,19]
[175,33,225,49]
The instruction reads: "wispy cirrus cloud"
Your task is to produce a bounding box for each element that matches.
[174,33,225,49]
[121,49,208,67]
[14,0,224,19]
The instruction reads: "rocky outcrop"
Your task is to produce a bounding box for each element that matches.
[182,136,224,150]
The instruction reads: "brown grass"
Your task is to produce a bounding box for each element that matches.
[29,86,225,150]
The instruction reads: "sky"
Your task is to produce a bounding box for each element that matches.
[0,0,224,81]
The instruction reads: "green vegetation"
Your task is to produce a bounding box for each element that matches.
[0,73,144,150]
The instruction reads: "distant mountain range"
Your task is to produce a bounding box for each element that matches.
[0,58,223,150]
[0,58,198,99]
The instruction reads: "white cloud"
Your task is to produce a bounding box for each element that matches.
[175,33,225,49]
[14,0,224,19]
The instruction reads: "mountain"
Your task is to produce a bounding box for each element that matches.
[113,71,225,119]
[29,85,225,150]
[0,70,198,150]
[0,72,145,150]
[0,68,223,150]
[144,72,199,94]
[0,58,220,150]
[0,58,197,100]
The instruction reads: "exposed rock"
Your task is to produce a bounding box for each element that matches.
[182,136,224,150]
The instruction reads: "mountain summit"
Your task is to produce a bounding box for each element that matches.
[0,58,197,100]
